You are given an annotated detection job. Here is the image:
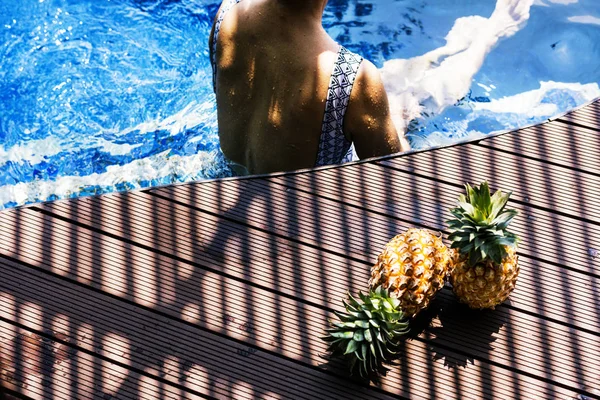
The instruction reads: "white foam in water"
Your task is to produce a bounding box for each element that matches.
[0,100,215,168]
[568,15,600,25]
[381,0,535,133]
[534,0,578,6]
[0,137,68,167]
[414,80,600,148]
[0,150,224,208]
[119,101,217,138]
[0,137,143,167]
[0,99,220,208]
[472,81,600,115]
[95,138,143,156]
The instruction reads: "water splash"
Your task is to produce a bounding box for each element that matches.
[0,149,233,208]
[407,81,600,148]
[381,0,535,133]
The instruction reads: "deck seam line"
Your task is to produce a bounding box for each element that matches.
[263,176,600,281]
[23,201,600,335]
[192,177,600,276]
[8,264,595,368]
[0,290,366,400]
[554,117,600,133]
[26,206,342,311]
[148,188,600,280]
[2,258,594,398]
[4,223,598,339]
[6,210,600,336]
[0,255,406,400]
[25,198,600,329]
[0,387,34,400]
[41,188,600,285]
[1,257,595,399]
[0,264,404,397]
[265,163,600,231]
[376,159,600,221]
[472,143,600,178]
[0,315,214,400]
[5,247,600,376]
[141,192,371,264]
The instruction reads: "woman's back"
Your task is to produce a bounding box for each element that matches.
[212,0,403,174]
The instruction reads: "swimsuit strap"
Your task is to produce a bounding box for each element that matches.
[315,46,363,167]
[210,0,242,92]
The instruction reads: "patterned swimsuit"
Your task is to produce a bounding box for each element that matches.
[210,0,363,167]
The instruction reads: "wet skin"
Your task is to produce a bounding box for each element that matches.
[211,0,409,175]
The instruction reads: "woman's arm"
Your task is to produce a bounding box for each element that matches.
[345,60,410,159]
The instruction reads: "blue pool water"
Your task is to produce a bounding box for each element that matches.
[1,0,599,209]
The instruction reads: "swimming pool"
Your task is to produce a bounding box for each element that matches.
[1,0,599,209]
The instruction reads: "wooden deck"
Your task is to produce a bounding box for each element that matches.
[1,100,599,400]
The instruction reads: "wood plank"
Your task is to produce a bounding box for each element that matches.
[145,179,600,333]
[474,122,600,175]
[29,189,600,335]
[374,143,600,223]
[1,260,389,400]
[0,323,198,400]
[0,215,507,400]
[557,100,600,131]
[169,173,600,275]
[26,196,375,308]
[2,201,598,396]
[263,163,600,277]
[0,245,587,400]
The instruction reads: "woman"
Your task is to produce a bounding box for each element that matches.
[210,0,410,175]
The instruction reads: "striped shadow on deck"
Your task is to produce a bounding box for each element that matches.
[1,99,599,399]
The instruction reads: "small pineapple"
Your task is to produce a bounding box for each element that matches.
[322,286,409,377]
[323,228,451,377]
[447,182,520,309]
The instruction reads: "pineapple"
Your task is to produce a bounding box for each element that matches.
[323,228,451,377]
[321,286,409,377]
[447,182,520,309]
[369,228,451,318]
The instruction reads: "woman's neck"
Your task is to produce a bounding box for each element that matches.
[277,0,328,20]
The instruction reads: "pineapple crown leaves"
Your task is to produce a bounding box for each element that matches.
[321,286,409,379]
[447,182,520,266]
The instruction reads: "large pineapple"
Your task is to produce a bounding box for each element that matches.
[369,229,451,318]
[447,182,520,309]
[322,228,451,377]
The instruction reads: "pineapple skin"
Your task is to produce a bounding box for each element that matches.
[369,229,451,318]
[450,246,519,309]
